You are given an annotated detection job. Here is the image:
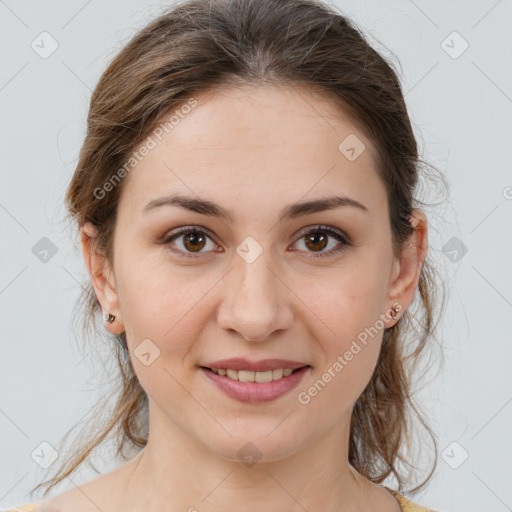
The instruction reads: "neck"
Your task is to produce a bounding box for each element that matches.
[114,400,399,512]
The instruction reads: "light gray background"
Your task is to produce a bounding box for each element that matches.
[1,1,511,511]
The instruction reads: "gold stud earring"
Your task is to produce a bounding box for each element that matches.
[103,312,116,323]
[390,302,402,320]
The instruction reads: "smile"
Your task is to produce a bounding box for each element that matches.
[207,367,301,382]
[200,365,310,403]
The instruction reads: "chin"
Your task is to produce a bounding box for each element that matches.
[201,427,304,466]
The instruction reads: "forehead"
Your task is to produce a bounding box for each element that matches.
[119,84,386,222]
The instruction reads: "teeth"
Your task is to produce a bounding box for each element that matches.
[272,369,284,380]
[255,370,273,383]
[226,369,238,380]
[210,367,297,382]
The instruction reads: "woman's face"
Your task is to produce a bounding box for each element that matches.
[84,84,425,463]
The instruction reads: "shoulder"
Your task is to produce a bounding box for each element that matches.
[391,490,439,512]
[22,458,138,512]
[1,476,116,512]
[5,487,104,512]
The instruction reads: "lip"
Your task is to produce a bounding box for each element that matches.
[200,365,310,403]
[201,358,308,372]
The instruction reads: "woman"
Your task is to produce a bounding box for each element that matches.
[8,0,445,510]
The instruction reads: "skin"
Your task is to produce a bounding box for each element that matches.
[46,84,427,512]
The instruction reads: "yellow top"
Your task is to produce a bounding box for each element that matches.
[3,506,41,512]
[3,492,438,512]
[3,507,39,512]
[388,489,439,511]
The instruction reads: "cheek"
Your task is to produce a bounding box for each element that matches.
[116,247,187,327]
[305,261,389,398]
[298,291,384,417]
[317,258,389,340]
[117,271,213,416]
[116,254,215,364]
[121,288,206,348]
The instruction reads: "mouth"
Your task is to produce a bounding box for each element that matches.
[200,365,310,383]
[199,365,311,403]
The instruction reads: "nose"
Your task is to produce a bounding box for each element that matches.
[216,249,293,342]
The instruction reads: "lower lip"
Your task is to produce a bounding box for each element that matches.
[200,366,310,403]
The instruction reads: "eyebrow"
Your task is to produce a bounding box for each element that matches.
[142,193,369,222]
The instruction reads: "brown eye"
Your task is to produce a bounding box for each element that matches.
[182,231,207,252]
[304,231,329,252]
[292,225,351,258]
[162,227,220,259]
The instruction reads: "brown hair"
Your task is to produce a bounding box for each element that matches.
[31,0,448,498]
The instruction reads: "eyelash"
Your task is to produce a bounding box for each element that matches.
[160,225,351,260]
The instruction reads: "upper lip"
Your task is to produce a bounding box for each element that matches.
[201,358,309,372]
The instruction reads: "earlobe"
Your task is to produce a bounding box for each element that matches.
[80,222,125,334]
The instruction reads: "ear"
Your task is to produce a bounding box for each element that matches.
[386,209,428,327]
[80,222,125,335]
